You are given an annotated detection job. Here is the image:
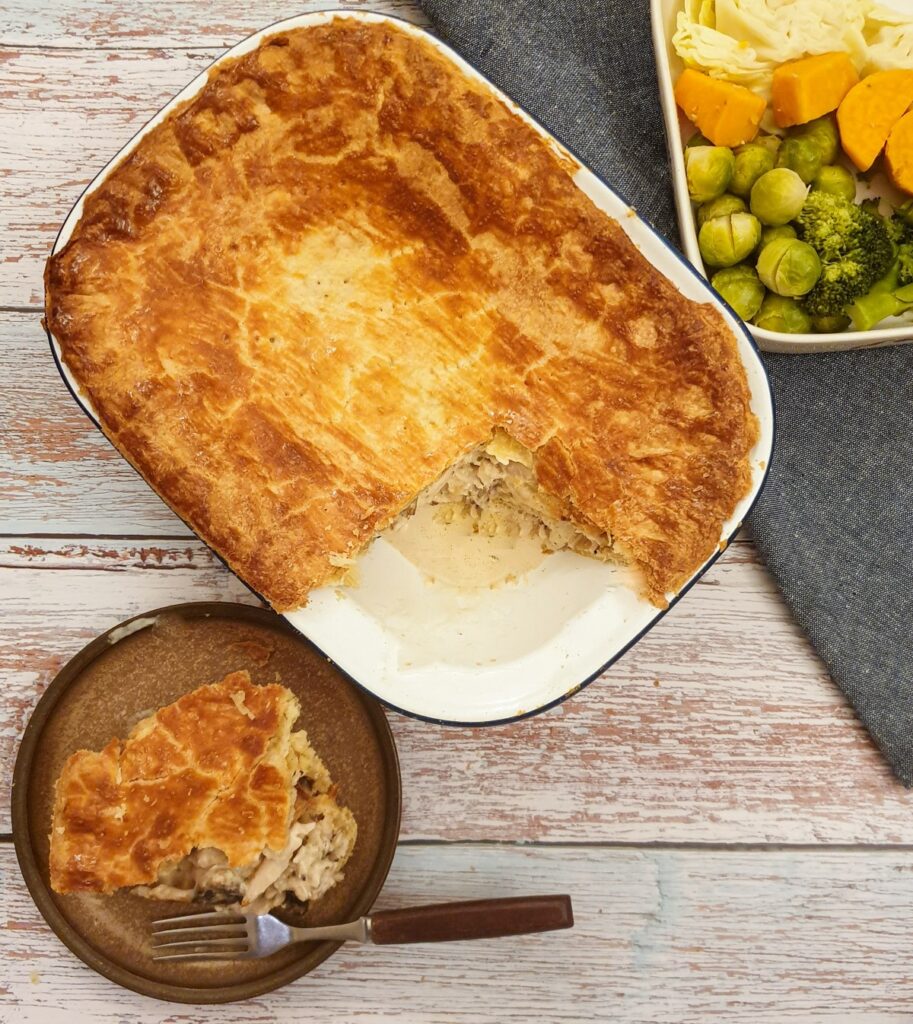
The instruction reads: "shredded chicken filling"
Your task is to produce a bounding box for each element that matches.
[391,432,614,561]
[136,739,356,914]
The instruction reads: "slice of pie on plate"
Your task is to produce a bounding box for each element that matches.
[45,17,759,611]
[49,671,357,913]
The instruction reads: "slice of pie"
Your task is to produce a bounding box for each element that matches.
[45,17,759,612]
[49,671,357,913]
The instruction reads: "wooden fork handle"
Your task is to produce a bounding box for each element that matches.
[368,894,573,945]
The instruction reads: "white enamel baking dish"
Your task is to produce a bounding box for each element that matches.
[47,10,774,726]
[652,0,913,353]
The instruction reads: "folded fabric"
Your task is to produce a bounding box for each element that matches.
[419,0,913,785]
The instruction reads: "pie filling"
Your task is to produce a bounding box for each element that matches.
[135,735,356,914]
[376,432,616,579]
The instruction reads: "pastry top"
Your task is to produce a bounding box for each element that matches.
[45,17,759,610]
[49,672,299,894]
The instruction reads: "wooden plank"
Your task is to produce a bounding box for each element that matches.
[0,0,428,50]
[4,841,913,1022]
[0,47,220,308]
[3,537,910,844]
[0,312,192,535]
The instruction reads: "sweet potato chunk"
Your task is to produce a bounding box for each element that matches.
[772,52,859,129]
[674,69,766,148]
[838,70,913,172]
[886,109,913,196]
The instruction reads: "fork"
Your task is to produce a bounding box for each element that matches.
[151,894,573,962]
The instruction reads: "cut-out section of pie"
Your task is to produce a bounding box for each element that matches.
[45,17,759,612]
[49,672,357,913]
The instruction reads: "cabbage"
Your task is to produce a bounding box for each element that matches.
[673,14,771,88]
[683,0,716,24]
[672,0,913,95]
[713,0,870,67]
[864,4,913,70]
[865,23,913,69]
[868,2,913,26]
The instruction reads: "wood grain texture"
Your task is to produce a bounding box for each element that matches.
[0,0,428,49]
[1,49,218,307]
[1,312,191,534]
[4,842,913,1023]
[2,537,909,844]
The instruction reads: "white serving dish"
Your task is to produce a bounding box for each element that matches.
[651,0,913,354]
[47,10,774,726]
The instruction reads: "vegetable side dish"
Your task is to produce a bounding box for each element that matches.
[672,0,913,334]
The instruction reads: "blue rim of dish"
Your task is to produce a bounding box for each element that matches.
[44,8,776,729]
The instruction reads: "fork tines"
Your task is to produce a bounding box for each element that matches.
[150,909,251,962]
[152,909,245,928]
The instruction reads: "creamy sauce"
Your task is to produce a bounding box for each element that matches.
[387,502,547,589]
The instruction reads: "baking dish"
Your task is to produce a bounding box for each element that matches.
[651,0,913,354]
[47,9,775,726]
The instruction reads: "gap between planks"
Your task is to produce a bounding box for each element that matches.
[9,834,913,852]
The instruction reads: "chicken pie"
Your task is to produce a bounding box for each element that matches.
[49,671,357,913]
[45,18,759,611]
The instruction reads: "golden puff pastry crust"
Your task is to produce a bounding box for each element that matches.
[49,672,303,895]
[45,18,759,610]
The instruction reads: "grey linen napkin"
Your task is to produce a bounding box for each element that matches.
[418,0,913,785]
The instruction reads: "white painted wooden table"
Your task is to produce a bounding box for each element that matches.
[2,3,912,1021]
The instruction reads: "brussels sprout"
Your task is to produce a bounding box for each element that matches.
[698,212,762,268]
[752,134,782,158]
[811,314,851,333]
[685,132,714,149]
[777,136,824,184]
[730,144,776,199]
[760,224,797,249]
[795,116,840,165]
[696,194,747,227]
[756,237,822,297]
[811,165,857,201]
[754,294,813,333]
[750,168,808,226]
[686,146,736,204]
[711,265,766,321]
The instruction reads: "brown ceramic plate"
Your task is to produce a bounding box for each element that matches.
[12,602,401,1004]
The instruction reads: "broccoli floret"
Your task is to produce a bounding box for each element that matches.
[803,259,872,318]
[797,192,871,260]
[860,197,883,222]
[795,192,894,316]
[886,213,913,288]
